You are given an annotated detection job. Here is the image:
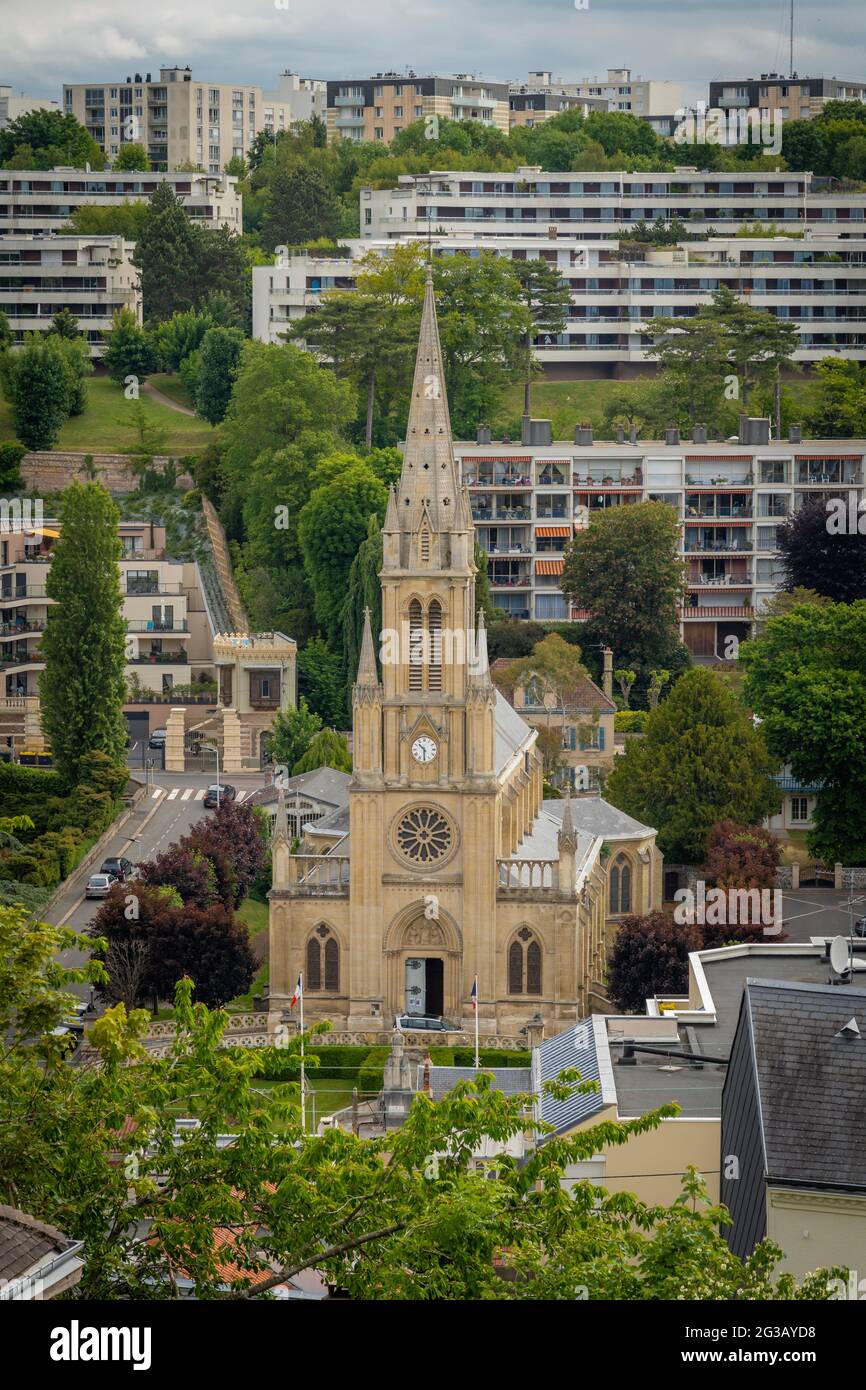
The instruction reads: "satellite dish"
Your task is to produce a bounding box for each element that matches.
[830,936,850,976]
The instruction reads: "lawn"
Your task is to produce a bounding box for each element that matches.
[494,375,822,437]
[149,373,196,410]
[0,374,216,455]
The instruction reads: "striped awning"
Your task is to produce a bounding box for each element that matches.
[535,525,570,538]
[536,558,564,576]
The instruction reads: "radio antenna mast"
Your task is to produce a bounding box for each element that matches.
[790,0,794,77]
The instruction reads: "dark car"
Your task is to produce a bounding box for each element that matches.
[203,784,237,809]
[148,727,167,750]
[854,918,866,939]
[100,856,135,882]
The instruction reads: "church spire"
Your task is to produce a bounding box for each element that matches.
[558,795,578,853]
[273,788,289,844]
[355,605,379,686]
[395,265,462,534]
[468,607,493,689]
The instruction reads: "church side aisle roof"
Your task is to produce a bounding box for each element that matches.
[544,797,655,841]
[494,690,534,775]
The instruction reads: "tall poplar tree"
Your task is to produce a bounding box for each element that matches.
[40,484,128,786]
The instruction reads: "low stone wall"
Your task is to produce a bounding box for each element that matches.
[22,453,194,495]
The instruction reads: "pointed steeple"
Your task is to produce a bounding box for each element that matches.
[558,796,578,853]
[395,264,462,534]
[384,484,399,532]
[355,605,379,686]
[468,608,493,690]
[273,788,289,843]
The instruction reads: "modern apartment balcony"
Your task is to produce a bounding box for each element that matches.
[0,587,50,603]
[0,620,45,637]
[683,539,753,553]
[680,604,754,620]
[126,618,189,633]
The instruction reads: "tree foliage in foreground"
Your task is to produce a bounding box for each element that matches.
[0,910,840,1300]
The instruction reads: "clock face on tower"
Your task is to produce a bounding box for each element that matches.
[411,735,437,764]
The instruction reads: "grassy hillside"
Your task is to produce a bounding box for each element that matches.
[0,374,216,455]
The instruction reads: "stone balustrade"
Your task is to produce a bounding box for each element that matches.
[286,855,351,892]
[497,858,559,892]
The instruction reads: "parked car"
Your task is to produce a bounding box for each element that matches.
[148,728,167,750]
[854,918,866,939]
[395,1014,454,1033]
[203,784,237,809]
[85,873,114,899]
[100,856,135,882]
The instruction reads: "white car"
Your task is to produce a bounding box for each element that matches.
[85,873,113,899]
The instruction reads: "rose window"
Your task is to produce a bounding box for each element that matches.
[396,806,453,864]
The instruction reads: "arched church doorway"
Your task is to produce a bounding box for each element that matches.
[405,955,444,1018]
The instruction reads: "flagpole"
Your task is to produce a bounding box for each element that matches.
[299,972,306,1135]
[474,974,480,1069]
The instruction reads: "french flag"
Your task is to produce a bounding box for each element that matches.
[470,977,478,1011]
[290,974,302,1009]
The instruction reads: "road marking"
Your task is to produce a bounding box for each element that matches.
[236,790,248,802]
[151,787,164,799]
[55,791,172,927]
[167,788,179,800]
[194,789,205,800]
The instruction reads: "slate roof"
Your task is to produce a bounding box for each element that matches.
[425,1066,532,1101]
[544,796,654,841]
[740,979,866,1192]
[248,767,351,811]
[0,1206,79,1285]
[494,689,534,775]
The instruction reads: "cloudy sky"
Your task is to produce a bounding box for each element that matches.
[2,0,862,107]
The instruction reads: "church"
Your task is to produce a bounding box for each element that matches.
[268,267,662,1039]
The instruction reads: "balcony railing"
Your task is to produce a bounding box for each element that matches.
[284,855,350,893]
[680,605,754,619]
[498,859,560,892]
[126,619,189,632]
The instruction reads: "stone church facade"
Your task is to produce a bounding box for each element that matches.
[268,268,662,1039]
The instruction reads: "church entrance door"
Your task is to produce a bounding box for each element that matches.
[404,957,444,1018]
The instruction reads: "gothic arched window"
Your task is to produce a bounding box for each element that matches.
[408,599,423,692]
[508,941,524,995]
[610,855,632,914]
[508,930,542,996]
[307,926,339,992]
[428,600,442,692]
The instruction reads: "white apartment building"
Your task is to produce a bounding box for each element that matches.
[252,232,866,367]
[524,69,681,118]
[0,234,140,354]
[63,66,322,173]
[0,167,241,236]
[361,167,866,243]
[0,84,59,129]
[0,520,213,708]
[451,425,864,663]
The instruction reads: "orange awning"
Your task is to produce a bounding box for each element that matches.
[535,559,564,576]
[535,525,570,538]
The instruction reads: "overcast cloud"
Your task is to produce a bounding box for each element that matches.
[1,0,862,108]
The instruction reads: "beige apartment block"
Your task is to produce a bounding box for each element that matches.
[64,66,323,173]
[326,72,510,144]
[0,234,139,355]
[526,68,681,118]
[0,85,60,128]
[710,72,866,123]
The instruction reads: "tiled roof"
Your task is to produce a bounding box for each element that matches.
[740,979,866,1191]
[0,1206,77,1285]
[490,658,616,714]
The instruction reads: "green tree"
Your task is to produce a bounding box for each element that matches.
[292,726,352,774]
[262,164,341,250]
[604,668,780,863]
[45,332,92,417]
[64,200,149,240]
[342,514,383,683]
[152,308,215,372]
[49,306,81,339]
[0,338,73,449]
[561,502,687,671]
[194,326,245,425]
[298,463,388,643]
[39,484,128,786]
[0,109,104,169]
[805,359,866,438]
[702,286,800,407]
[298,636,348,726]
[741,601,866,863]
[0,938,838,1301]
[499,633,598,781]
[266,697,322,773]
[778,498,866,602]
[112,142,150,171]
[0,309,11,349]
[102,307,156,386]
[512,258,572,415]
[132,181,199,323]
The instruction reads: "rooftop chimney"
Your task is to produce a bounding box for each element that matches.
[629,426,637,447]
[602,646,614,701]
[616,425,625,444]
[476,423,492,445]
[574,424,593,447]
[522,416,553,447]
[739,414,770,446]
[692,423,707,444]
[665,425,680,446]
[789,423,802,444]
